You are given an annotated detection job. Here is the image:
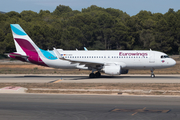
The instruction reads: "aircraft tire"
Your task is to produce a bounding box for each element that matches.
[95,72,101,78]
[151,74,155,78]
[89,73,95,78]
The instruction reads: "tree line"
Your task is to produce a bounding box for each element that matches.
[0,5,180,55]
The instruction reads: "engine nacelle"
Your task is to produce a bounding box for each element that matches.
[102,65,121,75]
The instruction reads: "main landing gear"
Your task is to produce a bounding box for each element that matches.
[151,69,155,78]
[89,71,101,78]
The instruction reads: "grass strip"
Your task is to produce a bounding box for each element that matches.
[1,83,180,95]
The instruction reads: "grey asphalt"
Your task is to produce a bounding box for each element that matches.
[0,94,180,120]
[0,74,180,83]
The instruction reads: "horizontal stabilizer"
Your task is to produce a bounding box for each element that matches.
[4,53,28,58]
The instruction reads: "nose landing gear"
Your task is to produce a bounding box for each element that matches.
[151,69,155,78]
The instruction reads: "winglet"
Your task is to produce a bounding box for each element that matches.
[84,47,88,51]
[53,47,63,59]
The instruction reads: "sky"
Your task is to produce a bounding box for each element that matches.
[1,0,180,16]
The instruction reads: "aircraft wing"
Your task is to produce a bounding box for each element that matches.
[62,58,104,65]
[62,58,104,70]
[53,48,104,68]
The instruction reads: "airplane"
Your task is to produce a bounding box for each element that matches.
[5,24,176,78]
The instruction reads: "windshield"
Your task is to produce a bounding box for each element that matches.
[161,55,169,58]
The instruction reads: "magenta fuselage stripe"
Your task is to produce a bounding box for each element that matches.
[14,38,47,66]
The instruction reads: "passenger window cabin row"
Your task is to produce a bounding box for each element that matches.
[62,56,148,59]
[48,55,170,59]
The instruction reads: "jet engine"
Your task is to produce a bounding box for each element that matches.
[102,65,121,75]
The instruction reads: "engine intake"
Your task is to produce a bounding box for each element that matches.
[102,65,121,75]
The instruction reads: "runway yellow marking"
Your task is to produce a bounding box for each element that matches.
[132,112,138,116]
[111,109,119,112]
[132,107,146,116]
[53,79,63,83]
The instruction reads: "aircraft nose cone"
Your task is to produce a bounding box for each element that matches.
[171,59,176,66]
[172,60,176,66]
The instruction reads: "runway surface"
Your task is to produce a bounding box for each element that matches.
[0,74,180,83]
[0,94,180,120]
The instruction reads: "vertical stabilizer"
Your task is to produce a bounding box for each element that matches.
[10,24,39,55]
[10,24,47,66]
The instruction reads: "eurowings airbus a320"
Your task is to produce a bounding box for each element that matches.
[6,24,176,78]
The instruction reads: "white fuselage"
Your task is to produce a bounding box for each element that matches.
[40,50,176,70]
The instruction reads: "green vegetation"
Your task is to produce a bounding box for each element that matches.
[0,5,180,55]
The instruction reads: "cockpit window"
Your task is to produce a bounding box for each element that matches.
[161,55,169,58]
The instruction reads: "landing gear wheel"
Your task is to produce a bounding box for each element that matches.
[150,69,155,78]
[151,74,155,78]
[95,72,101,78]
[89,73,95,78]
